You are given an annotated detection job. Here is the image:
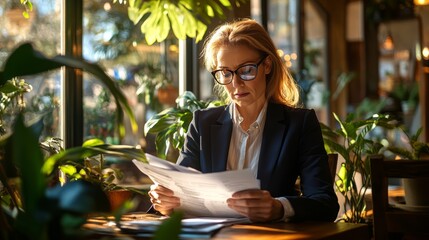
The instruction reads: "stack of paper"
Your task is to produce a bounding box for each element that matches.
[119,216,250,238]
[132,154,260,218]
[84,213,250,238]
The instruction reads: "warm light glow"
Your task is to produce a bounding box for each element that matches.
[284,54,291,61]
[290,53,297,60]
[414,0,429,5]
[104,2,111,11]
[383,34,394,50]
[169,44,178,53]
[423,47,429,59]
[276,49,284,57]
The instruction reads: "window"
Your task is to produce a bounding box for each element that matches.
[82,1,179,152]
[0,0,62,140]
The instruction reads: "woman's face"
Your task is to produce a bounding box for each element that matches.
[215,45,271,108]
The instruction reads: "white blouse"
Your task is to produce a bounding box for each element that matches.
[226,102,295,222]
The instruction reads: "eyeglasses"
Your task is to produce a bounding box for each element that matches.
[211,57,266,85]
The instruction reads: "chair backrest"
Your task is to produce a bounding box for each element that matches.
[370,155,429,239]
[327,153,338,183]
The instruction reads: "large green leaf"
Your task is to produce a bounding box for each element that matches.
[157,12,171,42]
[0,43,138,137]
[153,211,183,240]
[42,143,146,175]
[0,43,62,85]
[167,4,186,40]
[10,114,46,239]
[127,0,249,45]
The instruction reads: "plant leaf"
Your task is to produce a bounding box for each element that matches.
[153,211,183,240]
[0,43,137,137]
[10,114,46,239]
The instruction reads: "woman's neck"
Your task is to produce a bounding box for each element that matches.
[236,100,266,130]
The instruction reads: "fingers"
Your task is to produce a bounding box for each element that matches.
[148,184,181,215]
[231,189,268,198]
[227,190,283,222]
[231,205,273,222]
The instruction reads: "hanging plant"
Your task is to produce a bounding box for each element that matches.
[123,0,248,45]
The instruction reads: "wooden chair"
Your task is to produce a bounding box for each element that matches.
[370,155,429,239]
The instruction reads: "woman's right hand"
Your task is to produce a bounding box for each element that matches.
[148,184,181,216]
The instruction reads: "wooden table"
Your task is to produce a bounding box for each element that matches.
[85,217,371,240]
[210,221,370,240]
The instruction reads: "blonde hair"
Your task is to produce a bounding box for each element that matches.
[201,18,300,107]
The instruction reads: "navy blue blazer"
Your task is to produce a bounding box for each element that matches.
[177,102,339,222]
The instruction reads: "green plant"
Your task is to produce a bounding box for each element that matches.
[321,113,396,223]
[0,78,32,136]
[331,72,356,100]
[135,64,171,112]
[0,113,114,240]
[125,0,249,45]
[391,82,419,111]
[144,91,224,158]
[0,42,134,239]
[354,98,387,120]
[0,42,182,239]
[0,43,138,137]
[387,127,429,160]
[41,138,145,191]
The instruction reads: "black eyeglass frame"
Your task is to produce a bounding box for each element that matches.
[210,56,267,85]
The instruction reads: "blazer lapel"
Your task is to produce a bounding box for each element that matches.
[210,105,233,172]
[258,103,288,188]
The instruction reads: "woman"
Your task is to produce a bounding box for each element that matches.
[149,18,339,222]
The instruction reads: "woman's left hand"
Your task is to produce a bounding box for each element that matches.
[226,189,284,222]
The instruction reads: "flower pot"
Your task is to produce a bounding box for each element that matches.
[157,84,178,106]
[107,189,133,211]
[403,177,429,206]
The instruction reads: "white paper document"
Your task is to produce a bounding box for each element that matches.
[119,216,250,238]
[132,154,260,218]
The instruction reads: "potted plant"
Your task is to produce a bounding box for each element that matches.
[40,137,147,209]
[320,112,396,223]
[144,91,224,159]
[386,127,429,207]
[0,42,137,239]
[390,82,419,130]
[135,64,177,113]
[0,42,181,239]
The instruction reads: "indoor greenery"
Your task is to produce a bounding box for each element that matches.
[17,0,249,45]
[0,42,180,239]
[390,82,419,112]
[320,113,396,223]
[135,62,172,113]
[387,126,429,160]
[0,78,32,136]
[0,43,138,137]
[144,91,224,158]
[41,137,146,192]
[125,0,249,45]
[0,42,135,239]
